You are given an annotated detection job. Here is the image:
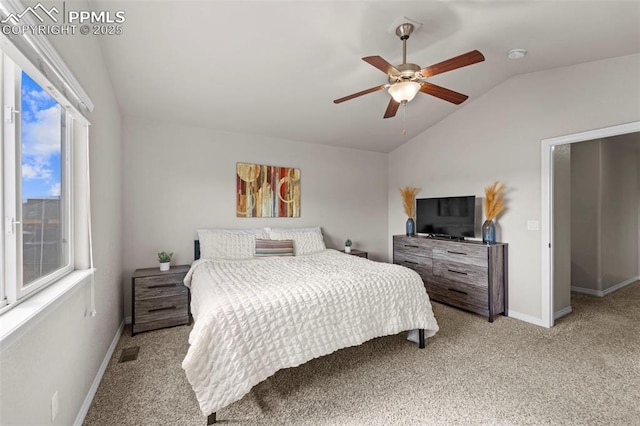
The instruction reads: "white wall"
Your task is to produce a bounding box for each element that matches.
[570,135,640,294]
[0,0,123,423]
[600,134,640,290]
[121,117,388,318]
[571,139,601,291]
[552,144,571,314]
[388,53,640,323]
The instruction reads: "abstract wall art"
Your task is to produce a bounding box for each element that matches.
[236,162,300,217]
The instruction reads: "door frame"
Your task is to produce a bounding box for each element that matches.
[540,121,640,327]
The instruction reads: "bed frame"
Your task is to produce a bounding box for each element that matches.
[195,240,201,260]
[193,240,425,425]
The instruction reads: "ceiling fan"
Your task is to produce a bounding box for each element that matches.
[334,23,485,119]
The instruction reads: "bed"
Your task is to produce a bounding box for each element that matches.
[181,228,439,424]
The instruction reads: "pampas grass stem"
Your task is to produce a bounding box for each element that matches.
[484,181,505,221]
[399,187,418,218]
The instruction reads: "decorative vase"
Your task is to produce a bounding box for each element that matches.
[406,217,416,236]
[159,262,170,272]
[345,246,351,253]
[482,219,496,244]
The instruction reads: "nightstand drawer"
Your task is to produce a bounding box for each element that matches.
[135,275,188,300]
[134,295,189,325]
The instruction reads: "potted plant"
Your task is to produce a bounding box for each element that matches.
[158,251,173,271]
[344,239,352,253]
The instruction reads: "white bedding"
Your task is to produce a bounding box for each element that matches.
[181,249,439,416]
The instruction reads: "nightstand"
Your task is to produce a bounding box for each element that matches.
[343,249,368,259]
[132,265,191,336]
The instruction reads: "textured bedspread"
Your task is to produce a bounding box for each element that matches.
[181,249,439,415]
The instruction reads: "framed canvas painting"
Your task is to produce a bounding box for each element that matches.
[236,162,300,217]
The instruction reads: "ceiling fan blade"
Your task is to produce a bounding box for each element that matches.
[363,56,400,76]
[383,98,400,119]
[419,82,469,105]
[419,50,485,78]
[333,85,385,104]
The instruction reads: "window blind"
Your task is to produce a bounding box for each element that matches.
[0,0,94,115]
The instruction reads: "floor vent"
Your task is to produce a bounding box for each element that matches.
[118,346,140,363]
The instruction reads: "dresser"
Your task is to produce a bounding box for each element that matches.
[131,265,191,335]
[393,235,508,322]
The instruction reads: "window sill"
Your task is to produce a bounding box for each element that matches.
[0,269,94,350]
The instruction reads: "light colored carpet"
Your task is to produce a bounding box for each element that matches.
[84,282,640,425]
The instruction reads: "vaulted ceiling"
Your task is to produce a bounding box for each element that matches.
[94,1,640,153]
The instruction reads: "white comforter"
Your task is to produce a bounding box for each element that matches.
[181,249,439,416]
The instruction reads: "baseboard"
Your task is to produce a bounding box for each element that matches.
[73,319,125,426]
[507,310,548,327]
[602,276,639,296]
[554,306,573,320]
[571,286,601,296]
[572,276,639,297]
[125,315,132,325]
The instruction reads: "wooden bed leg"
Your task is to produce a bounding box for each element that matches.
[207,412,216,424]
[418,329,425,349]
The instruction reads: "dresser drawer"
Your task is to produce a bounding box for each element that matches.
[426,278,489,316]
[433,259,488,287]
[394,236,434,252]
[135,274,188,300]
[134,294,189,325]
[396,256,433,279]
[394,245,431,265]
[433,243,487,268]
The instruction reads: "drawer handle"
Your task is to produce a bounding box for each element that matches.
[148,283,177,289]
[404,260,418,265]
[448,269,468,275]
[447,250,467,255]
[148,305,177,313]
[404,244,420,248]
[448,287,468,295]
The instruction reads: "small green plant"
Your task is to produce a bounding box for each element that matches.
[345,239,352,247]
[158,251,173,263]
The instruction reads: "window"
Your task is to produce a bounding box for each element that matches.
[2,54,74,307]
[0,3,94,323]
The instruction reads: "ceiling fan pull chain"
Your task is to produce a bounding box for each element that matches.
[402,102,407,136]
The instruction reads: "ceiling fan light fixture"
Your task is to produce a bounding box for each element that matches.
[388,81,421,103]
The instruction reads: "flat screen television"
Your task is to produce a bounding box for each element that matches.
[416,196,476,239]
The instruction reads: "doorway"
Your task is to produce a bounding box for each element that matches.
[541,121,640,327]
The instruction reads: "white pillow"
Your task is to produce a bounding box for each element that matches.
[268,226,322,234]
[268,227,326,255]
[197,228,266,259]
